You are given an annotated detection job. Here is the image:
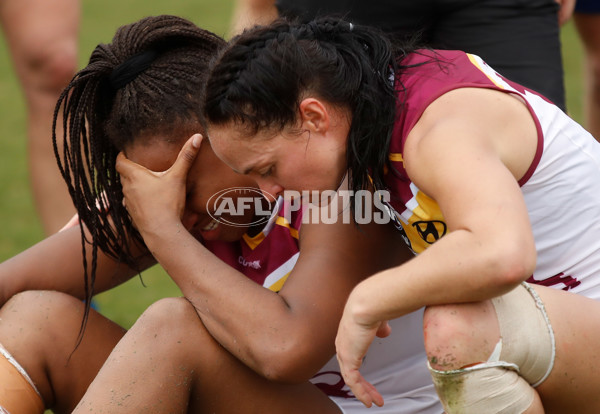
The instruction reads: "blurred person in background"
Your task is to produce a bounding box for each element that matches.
[0,0,78,234]
[231,0,568,111]
[572,0,600,140]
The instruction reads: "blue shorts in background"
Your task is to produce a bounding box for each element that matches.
[575,0,600,14]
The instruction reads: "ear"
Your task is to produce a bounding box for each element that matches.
[299,98,330,133]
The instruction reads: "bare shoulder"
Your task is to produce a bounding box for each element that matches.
[404,87,537,183]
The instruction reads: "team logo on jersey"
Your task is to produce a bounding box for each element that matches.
[412,220,447,244]
[527,272,581,291]
[238,256,261,270]
[311,371,354,399]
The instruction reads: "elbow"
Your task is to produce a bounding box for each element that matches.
[252,339,323,383]
[488,239,537,291]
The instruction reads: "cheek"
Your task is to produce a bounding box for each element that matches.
[185,194,210,215]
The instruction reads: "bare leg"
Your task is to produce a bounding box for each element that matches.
[574,12,600,142]
[74,297,342,414]
[0,0,79,234]
[0,291,125,413]
[532,286,600,414]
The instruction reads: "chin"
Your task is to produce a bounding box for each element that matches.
[216,225,249,242]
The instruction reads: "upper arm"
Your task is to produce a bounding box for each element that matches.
[404,88,537,265]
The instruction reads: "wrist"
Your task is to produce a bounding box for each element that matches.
[138,217,185,248]
[347,282,381,328]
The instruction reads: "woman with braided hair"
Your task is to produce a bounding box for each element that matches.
[204,17,600,413]
[0,15,442,414]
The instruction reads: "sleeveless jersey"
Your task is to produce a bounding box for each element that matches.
[206,197,441,414]
[383,49,600,300]
[203,197,301,293]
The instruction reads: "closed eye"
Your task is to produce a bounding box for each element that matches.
[260,166,273,178]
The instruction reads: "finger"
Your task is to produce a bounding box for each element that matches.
[115,151,144,177]
[363,381,384,407]
[343,371,374,408]
[169,133,203,178]
[375,320,392,338]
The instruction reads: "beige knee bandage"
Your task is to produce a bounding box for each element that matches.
[0,344,44,414]
[491,282,555,386]
[429,362,535,414]
[428,282,555,414]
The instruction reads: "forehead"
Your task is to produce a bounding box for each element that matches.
[207,124,275,171]
[125,138,181,171]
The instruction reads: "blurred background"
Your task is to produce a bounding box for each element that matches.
[0,0,585,329]
[0,0,236,328]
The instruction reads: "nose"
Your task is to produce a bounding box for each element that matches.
[255,177,284,202]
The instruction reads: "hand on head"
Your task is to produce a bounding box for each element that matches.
[116,134,203,236]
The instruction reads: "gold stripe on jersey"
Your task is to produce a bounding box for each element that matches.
[267,272,291,292]
[264,252,299,292]
[242,231,266,250]
[466,54,504,89]
[275,216,299,239]
[389,153,404,163]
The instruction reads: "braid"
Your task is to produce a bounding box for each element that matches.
[52,15,225,343]
[205,17,421,212]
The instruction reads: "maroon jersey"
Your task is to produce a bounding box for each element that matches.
[204,197,302,292]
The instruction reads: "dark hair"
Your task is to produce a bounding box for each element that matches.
[52,15,224,340]
[204,17,419,205]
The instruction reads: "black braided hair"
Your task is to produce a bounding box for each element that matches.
[204,17,425,208]
[52,15,225,341]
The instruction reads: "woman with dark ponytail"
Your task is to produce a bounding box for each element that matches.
[205,17,600,413]
[0,15,442,414]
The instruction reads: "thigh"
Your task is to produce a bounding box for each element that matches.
[0,291,125,413]
[532,285,600,414]
[76,297,343,414]
[432,0,566,110]
[176,299,345,414]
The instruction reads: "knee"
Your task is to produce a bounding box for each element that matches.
[0,291,85,354]
[423,301,500,371]
[19,39,77,94]
[134,297,202,338]
[1,290,82,325]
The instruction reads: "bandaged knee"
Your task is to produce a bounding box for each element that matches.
[0,344,44,414]
[428,282,555,414]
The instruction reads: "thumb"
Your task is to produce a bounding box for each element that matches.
[375,321,392,338]
[170,133,203,177]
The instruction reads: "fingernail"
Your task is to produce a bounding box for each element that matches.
[192,134,201,148]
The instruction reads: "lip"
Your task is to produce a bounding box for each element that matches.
[197,218,221,240]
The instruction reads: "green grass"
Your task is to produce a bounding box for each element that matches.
[0,9,587,329]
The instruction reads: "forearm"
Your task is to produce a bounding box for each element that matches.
[142,225,318,380]
[0,225,153,306]
[348,228,535,326]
